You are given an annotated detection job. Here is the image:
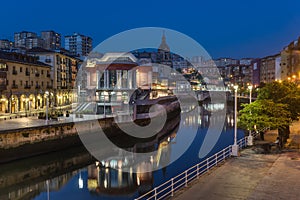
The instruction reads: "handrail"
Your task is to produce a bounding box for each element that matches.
[135,128,266,200]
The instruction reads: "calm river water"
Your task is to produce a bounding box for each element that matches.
[0,104,244,200]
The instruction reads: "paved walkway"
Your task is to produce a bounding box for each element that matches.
[0,114,107,131]
[173,148,300,200]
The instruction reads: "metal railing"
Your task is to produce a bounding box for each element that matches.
[135,127,268,200]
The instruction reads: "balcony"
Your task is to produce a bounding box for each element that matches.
[25,71,30,76]
[24,85,31,89]
[12,70,17,75]
[35,85,41,89]
[35,73,40,77]
[12,85,18,89]
[47,73,50,78]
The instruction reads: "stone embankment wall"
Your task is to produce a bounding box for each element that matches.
[0,118,117,149]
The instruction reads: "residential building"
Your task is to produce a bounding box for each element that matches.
[41,31,61,50]
[0,51,51,113]
[280,39,300,81]
[260,54,278,83]
[64,33,92,57]
[251,59,261,86]
[214,58,239,67]
[14,31,44,49]
[25,37,44,49]
[0,39,13,50]
[28,48,80,106]
[240,58,253,65]
[275,56,281,81]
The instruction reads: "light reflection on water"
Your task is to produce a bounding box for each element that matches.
[0,103,243,200]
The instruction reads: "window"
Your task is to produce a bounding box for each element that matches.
[20,67,22,72]
[20,80,22,86]
[45,56,51,63]
[41,70,44,75]
[13,80,15,85]
[41,81,44,86]
[0,63,7,70]
[12,66,17,75]
[31,81,33,86]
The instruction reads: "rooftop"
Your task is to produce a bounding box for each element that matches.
[0,50,50,67]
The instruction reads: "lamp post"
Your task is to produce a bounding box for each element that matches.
[232,85,239,156]
[45,91,49,124]
[25,98,29,117]
[247,85,253,146]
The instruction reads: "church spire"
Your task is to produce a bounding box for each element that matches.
[159,31,170,52]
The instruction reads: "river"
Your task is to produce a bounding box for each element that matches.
[0,103,244,200]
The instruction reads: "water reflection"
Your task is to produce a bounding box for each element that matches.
[0,103,240,200]
[0,122,178,199]
[0,146,94,200]
[87,164,139,195]
[87,129,177,197]
[182,103,234,130]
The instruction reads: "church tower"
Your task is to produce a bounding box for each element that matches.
[158,31,172,67]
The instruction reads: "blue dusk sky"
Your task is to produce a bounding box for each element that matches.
[1,0,300,59]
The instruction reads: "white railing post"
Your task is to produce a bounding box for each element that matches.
[154,187,157,200]
[207,158,209,171]
[223,148,225,160]
[197,164,199,178]
[185,171,188,187]
[215,154,218,166]
[171,178,174,196]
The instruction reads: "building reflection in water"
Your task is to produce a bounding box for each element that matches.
[0,103,235,199]
[0,146,94,200]
[4,171,78,200]
[87,163,139,196]
[87,130,177,196]
[182,103,234,129]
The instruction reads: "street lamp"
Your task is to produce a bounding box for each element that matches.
[45,91,49,124]
[247,85,253,146]
[232,85,239,156]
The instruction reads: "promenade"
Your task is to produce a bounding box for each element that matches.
[0,114,105,131]
[174,121,300,200]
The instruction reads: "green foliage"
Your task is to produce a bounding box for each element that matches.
[239,80,300,144]
[238,99,291,131]
[258,81,300,120]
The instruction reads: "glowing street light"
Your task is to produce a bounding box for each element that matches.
[247,85,253,146]
[45,91,49,124]
[232,85,239,156]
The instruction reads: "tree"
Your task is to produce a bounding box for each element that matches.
[257,81,300,142]
[239,99,291,132]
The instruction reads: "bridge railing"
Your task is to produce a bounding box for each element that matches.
[135,127,268,200]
